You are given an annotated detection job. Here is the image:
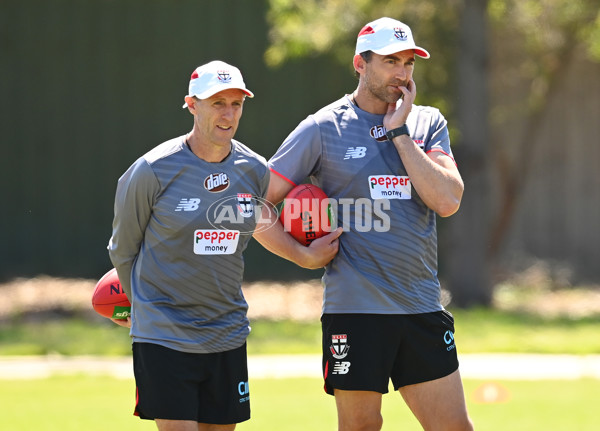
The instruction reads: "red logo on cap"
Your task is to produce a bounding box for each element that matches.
[357,25,375,37]
[191,71,199,79]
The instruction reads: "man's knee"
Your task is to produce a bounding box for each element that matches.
[422,415,473,431]
[449,416,474,431]
[339,412,383,431]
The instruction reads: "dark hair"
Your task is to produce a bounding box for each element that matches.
[354,51,373,79]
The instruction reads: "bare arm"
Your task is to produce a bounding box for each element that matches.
[253,173,342,269]
[384,79,464,217]
[390,137,463,217]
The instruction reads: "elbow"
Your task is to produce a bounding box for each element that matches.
[436,202,460,218]
[435,191,463,218]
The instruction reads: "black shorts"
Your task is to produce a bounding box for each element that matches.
[132,342,250,424]
[321,311,459,395]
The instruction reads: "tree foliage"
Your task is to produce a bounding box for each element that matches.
[265,0,462,119]
[486,0,600,256]
[488,0,600,116]
[265,0,600,127]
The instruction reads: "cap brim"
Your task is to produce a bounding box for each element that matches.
[371,44,430,59]
[182,86,254,108]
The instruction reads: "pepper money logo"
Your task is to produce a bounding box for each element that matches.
[194,229,240,255]
[368,175,411,200]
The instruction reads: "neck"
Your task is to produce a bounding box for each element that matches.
[352,86,389,115]
[185,133,231,163]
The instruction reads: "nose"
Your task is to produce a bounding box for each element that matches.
[222,105,235,120]
[394,64,407,80]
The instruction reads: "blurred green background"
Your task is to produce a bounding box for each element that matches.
[1,0,599,306]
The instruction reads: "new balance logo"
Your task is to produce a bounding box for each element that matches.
[332,361,351,375]
[175,198,201,212]
[344,147,367,160]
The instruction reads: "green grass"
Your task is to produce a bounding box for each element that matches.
[1,307,599,356]
[0,375,154,431]
[247,319,322,354]
[0,318,133,356]
[0,375,599,430]
[451,307,600,355]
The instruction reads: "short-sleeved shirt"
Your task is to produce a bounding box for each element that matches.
[269,95,454,315]
[108,136,270,353]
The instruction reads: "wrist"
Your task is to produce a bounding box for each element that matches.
[385,124,410,140]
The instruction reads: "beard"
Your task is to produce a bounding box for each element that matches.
[363,71,406,104]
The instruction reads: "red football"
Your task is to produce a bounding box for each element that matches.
[91,268,131,320]
[280,184,333,246]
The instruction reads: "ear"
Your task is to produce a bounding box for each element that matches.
[184,96,196,112]
[353,54,366,76]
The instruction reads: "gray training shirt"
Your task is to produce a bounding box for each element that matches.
[269,95,454,315]
[108,136,269,353]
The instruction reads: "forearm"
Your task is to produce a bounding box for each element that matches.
[391,135,463,217]
[253,204,313,268]
[253,203,342,269]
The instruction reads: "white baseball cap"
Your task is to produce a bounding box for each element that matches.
[182,60,254,108]
[355,17,430,59]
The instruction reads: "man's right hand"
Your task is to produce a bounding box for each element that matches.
[300,227,343,269]
[110,317,131,328]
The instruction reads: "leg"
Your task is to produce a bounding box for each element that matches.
[155,419,197,431]
[155,419,236,431]
[334,389,383,431]
[198,423,236,431]
[399,369,474,431]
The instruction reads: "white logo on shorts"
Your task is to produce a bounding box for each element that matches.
[332,361,351,375]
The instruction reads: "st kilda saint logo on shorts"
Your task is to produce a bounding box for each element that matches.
[236,193,254,218]
[330,334,350,359]
[204,173,230,192]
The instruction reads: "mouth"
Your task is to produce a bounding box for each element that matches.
[389,83,405,91]
[217,125,232,131]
